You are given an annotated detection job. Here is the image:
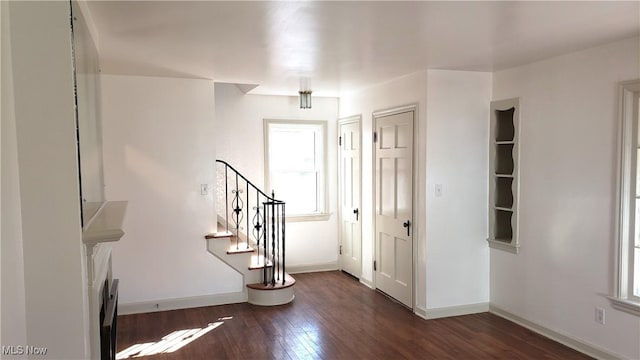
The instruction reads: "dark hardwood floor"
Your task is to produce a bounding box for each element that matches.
[116,271,591,359]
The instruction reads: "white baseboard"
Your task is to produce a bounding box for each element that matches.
[119,291,246,315]
[287,262,338,274]
[489,304,623,360]
[414,306,428,318]
[416,302,489,320]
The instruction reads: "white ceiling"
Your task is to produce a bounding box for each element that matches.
[87,1,639,97]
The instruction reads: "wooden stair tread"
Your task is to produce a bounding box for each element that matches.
[227,243,254,254]
[247,274,296,290]
[204,231,234,239]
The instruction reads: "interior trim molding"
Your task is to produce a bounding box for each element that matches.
[372,103,417,118]
[414,306,428,319]
[371,103,420,309]
[360,277,374,289]
[82,201,127,245]
[607,296,640,317]
[119,291,246,315]
[490,304,623,360]
[287,262,339,274]
[418,302,489,320]
[337,114,364,281]
[286,213,331,222]
[487,239,519,254]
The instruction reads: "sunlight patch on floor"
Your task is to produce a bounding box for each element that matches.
[116,321,223,359]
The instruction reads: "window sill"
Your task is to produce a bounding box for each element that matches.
[608,296,640,317]
[286,213,331,222]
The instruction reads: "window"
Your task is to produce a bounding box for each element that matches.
[264,120,328,220]
[612,80,640,316]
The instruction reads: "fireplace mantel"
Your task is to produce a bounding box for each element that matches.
[83,201,128,245]
[83,200,127,359]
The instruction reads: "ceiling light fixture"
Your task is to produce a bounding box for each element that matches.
[299,90,312,109]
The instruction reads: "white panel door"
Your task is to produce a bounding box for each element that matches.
[374,110,414,308]
[339,118,362,277]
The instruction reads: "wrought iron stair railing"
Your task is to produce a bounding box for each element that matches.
[216,160,287,286]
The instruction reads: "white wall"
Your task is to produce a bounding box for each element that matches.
[339,70,491,315]
[425,70,491,310]
[7,2,90,357]
[1,0,27,350]
[339,71,429,309]
[215,83,340,270]
[491,37,640,359]
[101,75,241,309]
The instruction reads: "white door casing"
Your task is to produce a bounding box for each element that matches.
[339,116,362,278]
[374,109,414,308]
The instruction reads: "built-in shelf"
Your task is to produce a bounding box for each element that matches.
[487,239,520,254]
[495,107,515,142]
[495,143,515,175]
[488,98,520,254]
[494,209,514,240]
[83,201,128,245]
[494,177,514,209]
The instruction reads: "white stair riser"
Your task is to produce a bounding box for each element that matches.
[207,241,252,269]
[247,287,295,306]
[206,239,265,285]
[206,237,294,306]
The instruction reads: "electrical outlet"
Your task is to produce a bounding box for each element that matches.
[200,184,210,195]
[595,307,605,324]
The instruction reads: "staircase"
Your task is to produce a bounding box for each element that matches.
[204,160,295,306]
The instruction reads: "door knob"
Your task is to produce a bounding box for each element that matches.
[403,220,411,236]
[353,208,359,221]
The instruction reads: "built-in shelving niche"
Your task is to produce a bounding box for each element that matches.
[488,98,520,254]
[495,144,515,175]
[494,176,514,209]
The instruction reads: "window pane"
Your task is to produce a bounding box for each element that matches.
[270,128,316,171]
[266,120,325,216]
[634,247,640,297]
[271,171,318,214]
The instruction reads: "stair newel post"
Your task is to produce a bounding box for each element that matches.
[246,181,250,250]
[263,201,269,285]
[234,173,240,250]
[224,164,229,234]
[276,203,280,282]
[282,202,286,285]
[271,191,276,286]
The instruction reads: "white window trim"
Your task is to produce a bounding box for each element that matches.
[611,79,640,316]
[264,119,329,222]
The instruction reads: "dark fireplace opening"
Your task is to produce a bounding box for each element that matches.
[100,278,119,360]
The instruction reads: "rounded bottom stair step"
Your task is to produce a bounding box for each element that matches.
[247,273,296,306]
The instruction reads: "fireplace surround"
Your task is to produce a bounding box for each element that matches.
[83,201,127,359]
